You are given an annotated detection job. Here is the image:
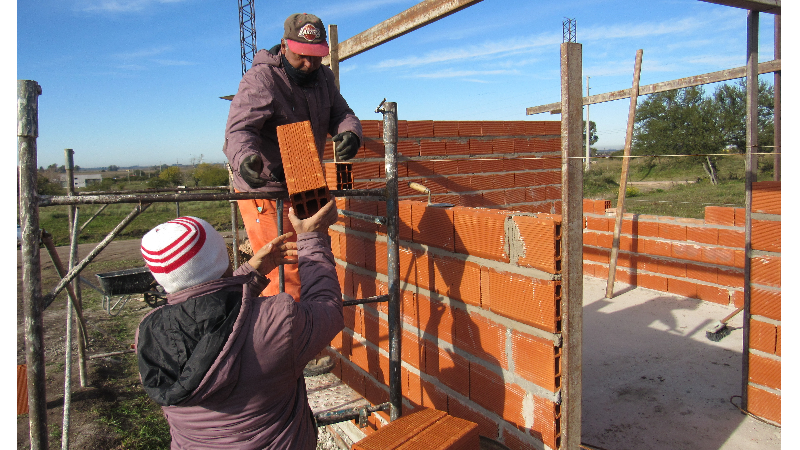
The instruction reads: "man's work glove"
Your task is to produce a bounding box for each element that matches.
[332,131,359,161]
[240,155,267,188]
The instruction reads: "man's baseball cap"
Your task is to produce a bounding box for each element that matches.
[283,13,329,57]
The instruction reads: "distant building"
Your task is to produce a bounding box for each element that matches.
[61,173,103,188]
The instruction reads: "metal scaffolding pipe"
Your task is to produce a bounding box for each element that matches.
[338,209,387,225]
[378,100,402,421]
[277,198,285,293]
[44,203,152,308]
[19,79,48,450]
[78,204,108,234]
[76,186,229,196]
[66,149,88,388]
[342,294,389,307]
[314,402,392,427]
[39,188,385,206]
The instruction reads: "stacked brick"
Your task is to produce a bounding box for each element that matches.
[352,408,479,450]
[322,120,562,215]
[324,199,564,450]
[582,199,746,307]
[746,181,780,425]
[276,120,329,219]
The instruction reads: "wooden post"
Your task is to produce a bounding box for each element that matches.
[65,149,88,387]
[741,9,759,411]
[773,15,780,181]
[605,50,643,299]
[329,24,340,90]
[18,79,48,450]
[560,42,583,450]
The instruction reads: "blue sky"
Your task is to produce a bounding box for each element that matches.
[12,0,788,169]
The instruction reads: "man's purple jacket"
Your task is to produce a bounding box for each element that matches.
[223,49,362,194]
[136,233,343,449]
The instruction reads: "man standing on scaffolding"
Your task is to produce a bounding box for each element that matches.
[224,14,361,298]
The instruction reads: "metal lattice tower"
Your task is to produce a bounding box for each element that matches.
[563,18,576,43]
[239,0,257,76]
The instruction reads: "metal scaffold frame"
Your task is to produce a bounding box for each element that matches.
[18,80,403,447]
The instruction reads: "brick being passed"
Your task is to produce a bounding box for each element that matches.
[276,120,329,219]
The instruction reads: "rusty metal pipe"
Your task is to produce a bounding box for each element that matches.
[343,295,389,307]
[314,402,392,427]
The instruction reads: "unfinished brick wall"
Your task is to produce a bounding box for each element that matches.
[582,199,746,307]
[322,120,563,214]
[324,200,564,450]
[746,181,780,424]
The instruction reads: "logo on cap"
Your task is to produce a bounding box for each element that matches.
[298,24,320,42]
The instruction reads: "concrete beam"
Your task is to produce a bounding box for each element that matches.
[699,0,780,14]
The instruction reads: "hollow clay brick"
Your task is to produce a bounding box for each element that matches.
[638,273,669,292]
[525,186,547,202]
[351,161,381,180]
[445,141,469,156]
[351,339,369,371]
[412,202,455,252]
[469,363,505,416]
[658,223,687,241]
[276,121,331,218]
[363,312,390,353]
[751,288,780,321]
[448,397,499,440]
[583,247,610,264]
[751,181,781,215]
[717,229,745,248]
[407,120,435,137]
[365,375,391,412]
[513,215,562,274]
[635,221,660,238]
[506,188,527,205]
[503,121,526,136]
[424,341,469,397]
[353,272,380,301]
[468,139,493,155]
[434,121,460,137]
[533,396,561,450]
[686,227,718,245]
[361,120,382,138]
[458,121,482,137]
[696,284,729,305]
[644,239,672,258]
[749,319,777,355]
[397,140,420,157]
[488,271,559,333]
[454,309,508,368]
[493,138,515,154]
[716,268,744,288]
[453,207,508,261]
[340,234,367,268]
[433,255,481,306]
[511,330,559,392]
[433,160,460,175]
[586,216,610,232]
[667,278,698,298]
[777,326,781,356]
[752,220,780,252]
[351,407,445,450]
[342,358,366,397]
[686,263,717,284]
[420,140,447,157]
[416,294,455,345]
[748,353,781,390]
[732,290,744,308]
[583,231,598,247]
[419,378,449,412]
[704,206,735,226]
[746,385,780,424]
[701,246,736,266]
[750,255,781,288]
[407,160,436,177]
[402,329,425,372]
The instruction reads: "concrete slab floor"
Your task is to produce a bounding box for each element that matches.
[582,276,781,450]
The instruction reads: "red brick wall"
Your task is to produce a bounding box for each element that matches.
[323,120,563,214]
[746,181,780,424]
[326,199,564,450]
[582,199,746,307]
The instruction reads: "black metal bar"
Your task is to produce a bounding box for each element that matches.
[277,198,285,294]
[78,203,108,233]
[314,402,392,427]
[343,294,389,307]
[378,100,402,421]
[331,188,386,198]
[338,209,387,225]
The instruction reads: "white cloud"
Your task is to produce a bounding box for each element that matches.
[315,0,415,21]
[152,59,196,66]
[410,68,519,79]
[77,0,186,13]
[113,46,172,59]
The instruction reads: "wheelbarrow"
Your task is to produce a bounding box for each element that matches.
[90,267,167,316]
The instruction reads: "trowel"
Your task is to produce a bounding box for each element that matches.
[408,182,454,207]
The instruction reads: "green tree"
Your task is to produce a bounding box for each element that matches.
[108,164,119,172]
[633,86,723,183]
[712,78,774,153]
[193,163,229,186]
[37,174,66,195]
[159,166,183,186]
[582,120,598,149]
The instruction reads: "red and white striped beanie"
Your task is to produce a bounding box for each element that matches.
[141,216,229,293]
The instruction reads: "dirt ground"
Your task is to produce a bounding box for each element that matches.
[17,238,151,449]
